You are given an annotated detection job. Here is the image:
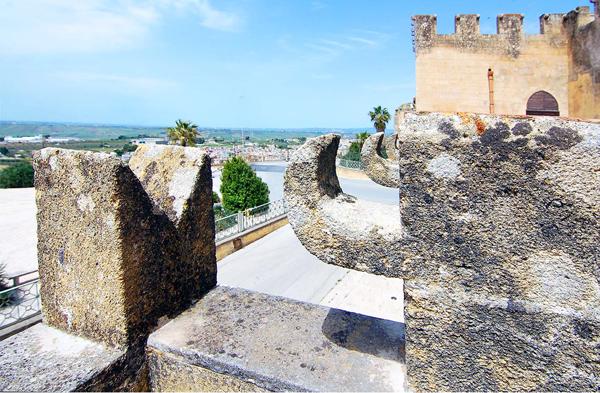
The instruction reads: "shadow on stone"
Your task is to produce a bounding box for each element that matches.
[321,308,405,363]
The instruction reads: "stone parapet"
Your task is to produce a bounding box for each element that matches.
[361,132,400,188]
[147,286,406,392]
[34,146,216,348]
[284,134,404,276]
[0,324,125,391]
[284,112,600,391]
[0,145,217,391]
[397,112,600,390]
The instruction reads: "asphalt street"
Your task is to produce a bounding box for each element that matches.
[218,224,404,322]
[215,161,399,206]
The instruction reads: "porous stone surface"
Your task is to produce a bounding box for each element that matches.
[147,286,406,392]
[0,324,124,392]
[396,112,600,390]
[284,112,600,390]
[361,132,400,188]
[129,144,217,316]
[129,144,210,224]
[284,134,404,276]
[384,133,400,161]
[33,147,216,348]
[148,348,268,392]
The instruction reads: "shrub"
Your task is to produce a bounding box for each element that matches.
[342,142,361,161]
[114,144,137,157]
[0,264,16,308]
[0,161,34,188]
[220,157,269,213]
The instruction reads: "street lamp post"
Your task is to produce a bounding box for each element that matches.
[239,95,244,160]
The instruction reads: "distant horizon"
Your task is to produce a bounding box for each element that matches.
[0,119,378,132]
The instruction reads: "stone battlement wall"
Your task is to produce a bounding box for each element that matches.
[412,3,598,118]
[284,112,600,391]
[412,9,595,55]
[567,3,600,119]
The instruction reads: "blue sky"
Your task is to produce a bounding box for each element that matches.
[0,0,591,129]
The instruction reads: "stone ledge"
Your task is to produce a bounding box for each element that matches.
[0,324,125,392]
[147,286,406,392]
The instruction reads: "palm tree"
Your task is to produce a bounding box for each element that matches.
[368,106,391,133]
[166,119,200,147]
[355,131,370,151]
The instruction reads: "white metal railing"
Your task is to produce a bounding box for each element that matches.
[336,158,363,171]
[0,270,41,329]
[215,199,288,242]
[0,202,288,330]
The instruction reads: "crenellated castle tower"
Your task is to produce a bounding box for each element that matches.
[411,1,599,119]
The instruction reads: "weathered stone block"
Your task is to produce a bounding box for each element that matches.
[0,324,124,392]
[361,132,400,188]
[147,286,406,392]
[33,147,216,348]
[396,112,600,390]
[284,134,403,276]
[285,113,600,391]
[129,144,217,314]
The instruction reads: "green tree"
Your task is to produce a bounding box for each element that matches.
[343,142,361,161]
[0,162,34,188]
[114,144,137,157]
[368,106,391,133]
[220,157,269,213]
[0,147,9,156]
[166,119,200,146]
[355,131,370,151]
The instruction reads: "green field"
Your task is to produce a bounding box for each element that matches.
[0,123,165,140]
[0,122,366,142]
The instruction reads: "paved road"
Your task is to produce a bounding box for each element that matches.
[218,224,404,322]
[0,188,37,277]
[214,161,399,206]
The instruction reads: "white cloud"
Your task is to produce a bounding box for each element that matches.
[0,0,241,55]
[305,44,340,55]
[348,37,379,46]
[53,71,177,94]
[311,2,326,11]
[0,0,159,55]
[318,39,354,50]
[167,0,242,32]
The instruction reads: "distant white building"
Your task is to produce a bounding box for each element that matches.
[4,135,43,143]
[3,135,81,143]
[130,138,167,145]
[47,136,81,143]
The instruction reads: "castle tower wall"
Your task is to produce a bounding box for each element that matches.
[413,13,570,116]
[567,3,600,119]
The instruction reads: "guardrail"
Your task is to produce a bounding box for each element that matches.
[336,158,363,171]
[215,199,288,242]
[0,202,289,331]
[0,270,41,330]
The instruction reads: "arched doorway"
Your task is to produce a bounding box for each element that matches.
[526,91,560,116]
